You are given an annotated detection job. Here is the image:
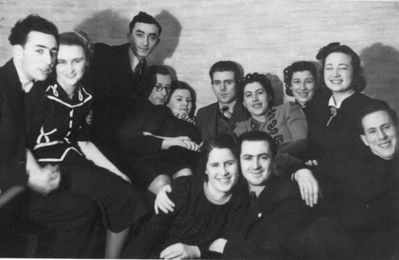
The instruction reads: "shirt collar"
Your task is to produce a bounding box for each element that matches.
[128,47,145,72]
[13,59,34,93]
[218,100,236,113]
[328,92,355,109]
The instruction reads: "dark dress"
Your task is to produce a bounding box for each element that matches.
[223,176,311,259]
[25,79,149,233]
[0,59,103,258]
[119,103,202,189]
[123,175,248,258]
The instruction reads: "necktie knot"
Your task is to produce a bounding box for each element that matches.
[221,106,232,119]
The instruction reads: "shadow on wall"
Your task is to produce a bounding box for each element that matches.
[265,73,284,106]
[76,9,130,45]
[148,10,182,66]
[360,43,399,115]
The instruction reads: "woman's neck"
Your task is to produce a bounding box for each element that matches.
[331,89,355,106]
[251,113,267,123]
[57,79,77,98]
[203,182,232,205]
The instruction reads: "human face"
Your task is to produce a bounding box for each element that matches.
[18,31,58,81]
[167,89,193,116]
[127,22,159,59]
[56,44,87,88]
[147,74,172,105]
[361,110,398,160]
[212,71,237,105]
[205,148,239,196]
[243,82,270,120]
[240,140,273,193]
[291,70,316,105]
[324,52,354,94]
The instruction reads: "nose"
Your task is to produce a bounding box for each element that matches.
[252,94,258,102]
[182,100,188,107]
[251,158,260,169]
[43,51,52,66]
[301,82,308,90]
[143,35,150,47]
[67,63,74,73]
[333,68,341,77]
[220,84,226,91]
[377,128,388,140]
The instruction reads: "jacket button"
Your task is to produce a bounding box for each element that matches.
[366,204,370,209]
[258,212,262,218]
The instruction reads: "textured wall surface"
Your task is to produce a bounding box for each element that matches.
[0,0,398,113]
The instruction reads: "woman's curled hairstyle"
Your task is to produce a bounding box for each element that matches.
[237,72,274,105]
[316,42,365,92]
[197,134,237,181]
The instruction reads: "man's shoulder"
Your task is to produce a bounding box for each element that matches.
[197,102,218,117]
[268,176,301,201]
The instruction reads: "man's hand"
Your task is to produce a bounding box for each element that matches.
[28,164,60,195]
[293,168,319,207]
[154,184,175,214]
[209,238,227,254]
[160,243,200,259]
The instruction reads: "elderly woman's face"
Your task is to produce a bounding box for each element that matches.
[167,89,193,116]
[291,70,316,105]
[243,82,270,118]
[147,74,172,105]
[324,52,353,94]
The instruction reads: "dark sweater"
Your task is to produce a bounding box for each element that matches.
[123,175,247,258]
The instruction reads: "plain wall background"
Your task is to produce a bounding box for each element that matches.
[0,0,398,113]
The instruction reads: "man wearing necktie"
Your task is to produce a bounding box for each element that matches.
[196,60,247,141]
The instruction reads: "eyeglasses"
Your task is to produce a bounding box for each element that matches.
[154,84,171,93]
[212,80,235,88]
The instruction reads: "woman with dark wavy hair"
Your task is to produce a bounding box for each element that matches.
[233,72,307,158]
[283,61,319,114]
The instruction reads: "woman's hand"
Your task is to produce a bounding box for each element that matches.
[160,243,200,259]
[162,136,200,151]
[209,238,227,254]
[154,184,175,214]
[305,159,318,166]
[293,168,319,207]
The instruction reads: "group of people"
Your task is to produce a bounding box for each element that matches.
[0,10,398,260]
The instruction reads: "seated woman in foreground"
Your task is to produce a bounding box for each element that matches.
[119,80,201,195]
[122,135,247,259]
[233,72,308,159]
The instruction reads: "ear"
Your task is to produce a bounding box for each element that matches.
[126,32,132,41]
[360,134,369,147]
[12,45,23,60]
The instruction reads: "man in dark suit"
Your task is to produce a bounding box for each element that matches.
[209,131,311,259]
[0,14,102,257]
[88,11,162,161]
[196,60,247,141]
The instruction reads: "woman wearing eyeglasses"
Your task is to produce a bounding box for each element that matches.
[119,80,201,196]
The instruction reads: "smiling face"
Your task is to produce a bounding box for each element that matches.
[324,52,354,94]
[205,147,239,196]
[361,110,398,160]
[18,31,58,81]
[147,74,172,105]
[243,82,270,120]
[167,89,193,116]
[212,71,237,105]
[291,70,316,105]
[56,44,87,88]
[127,22,159,59]
[240,140,273,194]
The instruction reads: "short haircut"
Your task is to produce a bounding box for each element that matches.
[129,11,162,35]
[166,80,197,117]
[197,134,237,180]
[237,131,277,158]
[283,61,318,96]
[209,60,241,82]
[359,100,398,134]
[142,65,171,98]
[9,14,58,46]
[237,72,274,106]
[59,31,93,65]
[316,42,366,92]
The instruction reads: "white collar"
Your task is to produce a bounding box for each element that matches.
[218,100,236,113]
[328,92,355,109]
[13,58,34,93]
